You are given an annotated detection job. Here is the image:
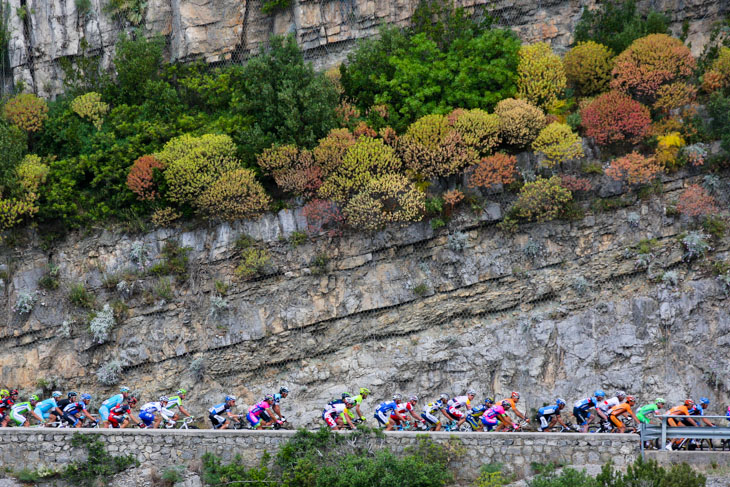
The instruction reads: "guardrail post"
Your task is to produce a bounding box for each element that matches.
[660,417,666,448]
[639,423,645,459]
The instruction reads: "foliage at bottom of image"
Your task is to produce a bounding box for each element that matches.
[201,426,462,487]
[527,458,706,487]
[13,433,138,486]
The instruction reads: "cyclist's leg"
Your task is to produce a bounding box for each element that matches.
[538,415,549,432]
[609,414,623,432]
[421,412,441,431]
[10,411,26,427]
[374,410,389,428]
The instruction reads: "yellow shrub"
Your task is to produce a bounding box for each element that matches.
[564,41,614,96]
[451,109,501,155]
[160,134,240,204]
[16,154,49,192]
[495,98,546,147]
[655,131,686,171]
[654,82,696,113]
[318,136,402,202]
[402,114,451,151]
[197,168,271,221]
[516,42,567,110]
[70,92,109,130]
[313,128,357,176]
[531,122,584,167]
[344,174,425,231]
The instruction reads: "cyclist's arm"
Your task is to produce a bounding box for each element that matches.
[83,410,96,422]
[272,404,283,420]
[392,411,405,422]
[513,408,527,421]
[629,410,640,425]
[31,410,44,423]
[409,409,422,422]
[343,409,355,429]
[441,409,455,421]
[178,405,191,418]
[264,407,278,422]
[555,414,568,427]
[700,417,715,427]
[686,416,698,427]
[497,414,515,428]
[52,407,64,419]
[355,404,364,419]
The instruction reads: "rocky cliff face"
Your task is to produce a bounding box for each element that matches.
[6,0,729,97]
[0,168,728,426]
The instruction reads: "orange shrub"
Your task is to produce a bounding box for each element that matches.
[580,91,651,146]
[127,155,166,201]
[676,184,719,218]
[3,93,48,132]
[605,152,662,185]
[468,153,517,189]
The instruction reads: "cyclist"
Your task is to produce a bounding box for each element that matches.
[391,395,423,429]
[270,387,289,423]
[482,400,515,432]
[421,394,452,431]
[340,387,370,426]
[665,400,699,450]
[61,393,96,428]
[608,395,639,433]
[374,395,405,430]
[0,389,18,427]
[99,387,131,428]
[161,389,192,426]
[688,397,715,427]
[537,399,568,432]
[209,395,239,429]
[573,394,600,433]
[9,395,43,426]
[448,389,476,428]
[636,398,666,425]
[108,397,142,428]
[596,390,623,424]
[465,397,495,431]
[34,391,65,425]
[497,392,529,431]
[323,396,356,430]
[139,397,170,429]
[247,395,278,430]
[55,391,76,414]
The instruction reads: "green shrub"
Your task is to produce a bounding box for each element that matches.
[235,248,271,279]
[70,92,109,130]
[516,42,567,110]
[62,433,138,486]
[148,241,190,281]
[289,231,308,247]
[450,108,501,156]
[261,0,290,14]
[574,0,669,55]
[0,120,27,191]
[38,264,60,290]
[109,34,164,104]
[340,20,520,131]
[531,122,584,168]
[197,168,270,221]
[343,174,425,231]
[69,283,94,309]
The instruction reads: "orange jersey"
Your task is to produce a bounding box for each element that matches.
[668,405,689,416]
[501,398,518,410]
[609,402,633,416]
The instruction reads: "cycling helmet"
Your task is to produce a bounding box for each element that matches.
[280,387,290,395]
[655,398,666,405]
[484,397,494,405]
[616,391,626,399]
[120,386,130,393]
[81,393,91,401]
[359,387,370,396]
[409,395,418,403]
[699,397,710,406]
[0,389,8,397]
[341,392,351,400]
[511,391,520,399]
[393,394,402,402]
[225,395,236,402]
[344,396,355,406]
[684,399,694,407]
[625,395,636,404]
[594,390,605,398]
[556,398,566,407]
[264,394,275,403]
[51,391,62,398]
[128,397,138,406]
[9,389,18,396]
[501,400,511,409]
[439,393,449,402]
[159,396,169,403]
[68,391,77,398]
[467,389,477,396]
[177,389,187,395]
[29,395,39,402]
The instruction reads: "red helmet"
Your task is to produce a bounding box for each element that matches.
[9,389,18,396]
[511,391,520,399]
[626,395,636,404]
[684,399,694,407]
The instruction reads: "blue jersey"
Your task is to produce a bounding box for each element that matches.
[539,405,560,418]
[63,401,87,416]
[469,404,488,416]
[208,403,230,415]
[101,394,124,409]
[36,398,58,413]
[689,405,704,416]
[574,398,596,412]
[272,393,283,405]
[376,401,397,413]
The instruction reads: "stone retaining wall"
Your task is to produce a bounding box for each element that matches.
[0,428,639,482]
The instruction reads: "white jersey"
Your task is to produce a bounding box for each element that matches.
[325,402,347,415]
[448,396,470,409]
[141,402,163,414]
[597,397,621,413]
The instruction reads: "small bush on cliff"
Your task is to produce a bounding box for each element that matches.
[580,91,651,146]
[62,433,138,486]
[516,42,567,111]
[511,176,573,223]
[564,41,614,96]
[96,360,123,386]
[495,98,546,147]
[89,303,116,344]
[531,122,584,168]
[574,0,668,55]
[3,93,49,132]
[343,174,425,231]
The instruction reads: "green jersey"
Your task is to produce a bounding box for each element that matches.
[166,395,183,410]
[636,403,659,423]
[340,395,364,419]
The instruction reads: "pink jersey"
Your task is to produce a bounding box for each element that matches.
[484,405,506,420]
[248,401,270,417]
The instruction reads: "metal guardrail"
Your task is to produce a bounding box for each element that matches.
[639,415,730,457]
